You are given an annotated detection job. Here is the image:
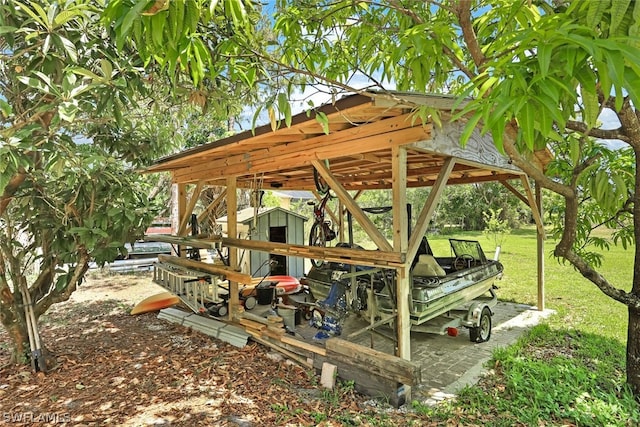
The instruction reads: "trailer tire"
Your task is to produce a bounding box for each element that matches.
[469,306,492,343]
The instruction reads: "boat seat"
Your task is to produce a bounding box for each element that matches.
[412,254,446,277]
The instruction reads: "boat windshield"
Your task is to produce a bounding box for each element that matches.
[449,239,487,263]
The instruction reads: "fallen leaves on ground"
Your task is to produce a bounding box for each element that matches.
[0,289,422,426]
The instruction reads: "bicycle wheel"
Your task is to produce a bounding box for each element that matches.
[309,222,327,268]
[313,166,330,195]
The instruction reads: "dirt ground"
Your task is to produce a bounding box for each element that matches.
[0,271,428,426]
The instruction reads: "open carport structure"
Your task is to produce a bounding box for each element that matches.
[145,90,549,403]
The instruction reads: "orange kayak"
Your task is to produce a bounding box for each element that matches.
[131,292,180,315]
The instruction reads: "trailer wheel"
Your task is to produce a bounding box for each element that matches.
[469,306,492,343]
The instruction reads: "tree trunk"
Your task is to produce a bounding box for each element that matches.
[2,314,30,365]
[631,146,640,396]
[628,307,640,395]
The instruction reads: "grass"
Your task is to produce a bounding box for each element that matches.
[419,227,639,425]
[428,227,629,343]
[414,325,638,426]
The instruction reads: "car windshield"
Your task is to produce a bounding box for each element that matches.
[449,239,487,263]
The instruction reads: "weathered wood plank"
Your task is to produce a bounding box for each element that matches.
[325,338,421,385]
[222,237,405,267]
[328,359,407,408]
[280,335,327,357]
[238,318,267,331]
[157,254,251,284]
[227,177,240,319]
[249,335,313,369]
[144,234,221,248]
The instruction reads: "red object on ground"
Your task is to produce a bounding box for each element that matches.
[266,275,302,295]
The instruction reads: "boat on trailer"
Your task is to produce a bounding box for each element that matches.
[302,238,503,342]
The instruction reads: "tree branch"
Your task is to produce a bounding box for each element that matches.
[455,0,486,70]
[499,121,575,197]
[555,242,640,309]
[34,248,90,318]
[0,168,28,217]
[616,97,640,150]
[565,120,630,143]
[386,0,477,80]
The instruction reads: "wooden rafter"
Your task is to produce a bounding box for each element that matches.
[172,113,429,183]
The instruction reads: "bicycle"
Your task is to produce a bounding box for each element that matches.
[308,190,337,268]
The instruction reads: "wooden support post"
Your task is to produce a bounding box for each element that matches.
[406,157,455,262]
[391,147,411,365]
[338,199,345,242]
[173,183,187,256]
[536,181,545,311]
[227,177,240,319]
[392,147,408,256]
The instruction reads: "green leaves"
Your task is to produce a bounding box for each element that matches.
[102,0,263,90]
[610,0,632,35]
[315,111,329,135]
[580,85,599,131]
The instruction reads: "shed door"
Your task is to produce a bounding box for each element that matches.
[270,226,287,275]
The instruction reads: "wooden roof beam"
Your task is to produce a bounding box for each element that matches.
[147,98,389,172]
[173,117,431,184]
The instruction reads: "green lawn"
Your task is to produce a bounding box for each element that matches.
[416,228,638,426]
[427,227,630,343]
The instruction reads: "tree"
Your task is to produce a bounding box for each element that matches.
[0,0,266,366]
[0,0,160,365]
[434,184,524,232]
[248,0,640,395]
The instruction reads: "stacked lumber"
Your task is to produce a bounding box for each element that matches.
[234,312,327,367]
[158,307,249,348]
